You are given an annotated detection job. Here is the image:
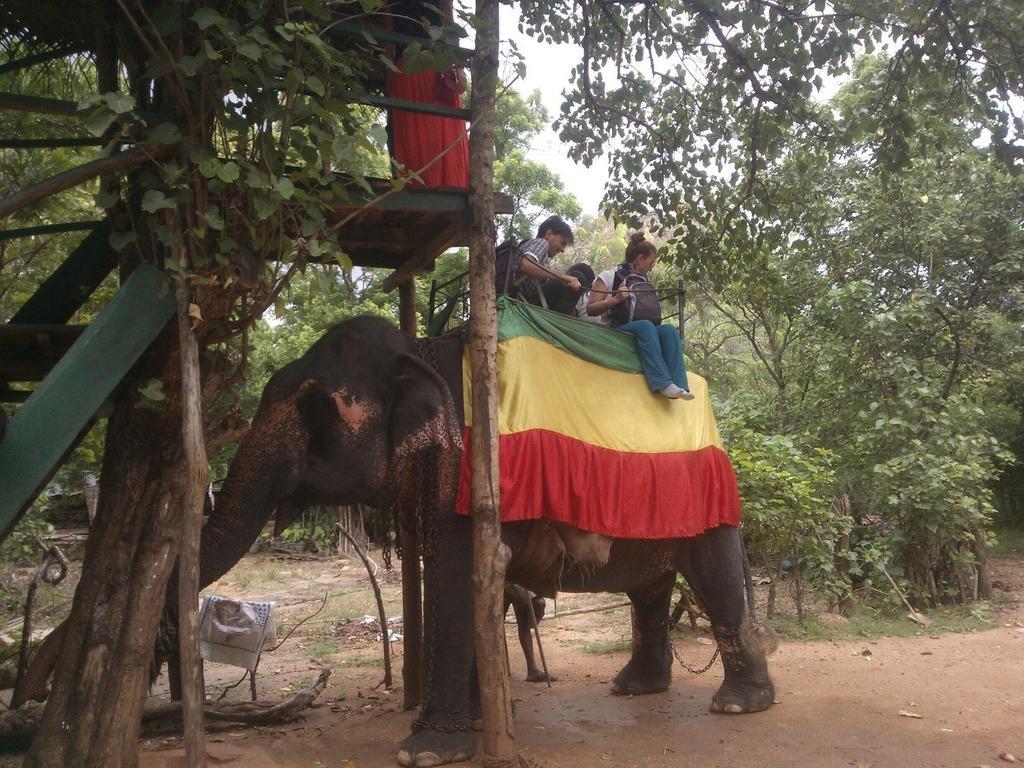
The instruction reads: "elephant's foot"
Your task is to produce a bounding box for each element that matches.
[610,647,671,695]
[526,670,558,683]
[398,728,476,767]
[709,677,775,714]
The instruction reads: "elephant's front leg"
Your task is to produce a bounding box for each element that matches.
[677,525,775,714]
[398,512,477,767]
[611,574,675,695]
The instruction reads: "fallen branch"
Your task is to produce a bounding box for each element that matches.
[144,668,331,724]
[1,670,332,745]
[549,600,632,619]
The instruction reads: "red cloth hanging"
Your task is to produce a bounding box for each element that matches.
[386,63,470,188]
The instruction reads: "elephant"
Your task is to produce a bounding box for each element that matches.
[183,315,775,767]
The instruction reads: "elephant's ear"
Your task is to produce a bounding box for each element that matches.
[388,353,462,556]
[388,353,459,460]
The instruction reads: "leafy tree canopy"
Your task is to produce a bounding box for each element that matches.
[514,0,1024,276]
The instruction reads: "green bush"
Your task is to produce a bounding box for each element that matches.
[724,426,849,617]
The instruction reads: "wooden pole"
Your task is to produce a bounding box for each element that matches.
[175,229,208,768]
[467,0,514,763]
[397,278,423,709]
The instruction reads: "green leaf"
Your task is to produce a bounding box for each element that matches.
[84,110,118,138]
[275,177,295,199]
[177,55,203,77]
[192,7,223,30]
[198,158,221,178]
[217,162,241,182]
[147,122,181,145]
[141,189,177,213]
[203,207,225,230]
[94,190,120,209]
[202,40,222,61]
[236,40,261,61]
[109,231,137,251]
[138,378,167,402]
[254,194,280,219]
[104,92,135,114]
[306,75,325,97]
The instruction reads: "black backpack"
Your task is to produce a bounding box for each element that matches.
[494,238,525,298]
[609,266,662,327]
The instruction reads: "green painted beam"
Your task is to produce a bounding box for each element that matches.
[339,90,471,120]
[0,264,175,541]
[0,137,106,149]
[0,221,101,242]
[10,222,115,324]
[329,184,513,214]
[336,187,472,212]
[327,21,473,59]
[0,45,88,75]
[0,92,85,117]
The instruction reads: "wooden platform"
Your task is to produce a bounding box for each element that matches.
[329,183,514,285]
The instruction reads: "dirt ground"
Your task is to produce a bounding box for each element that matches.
[4,549,1024,768]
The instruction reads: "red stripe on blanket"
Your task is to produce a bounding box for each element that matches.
[455,427,741,539]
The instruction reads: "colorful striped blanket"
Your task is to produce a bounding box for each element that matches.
[454,298,741,539]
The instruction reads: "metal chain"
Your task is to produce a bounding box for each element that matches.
[668,639,720,674]
[662,613,720,675]
[408,336,461,722]
[411,717,476,734]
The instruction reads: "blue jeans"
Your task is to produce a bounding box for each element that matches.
[618,320,689,393]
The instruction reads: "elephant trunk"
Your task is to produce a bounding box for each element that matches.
[165,401,305,609]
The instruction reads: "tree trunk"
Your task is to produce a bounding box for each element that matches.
[467,0,514,762]
[972,527,993,600]
[175,289,208,768]
[24,330,185,768]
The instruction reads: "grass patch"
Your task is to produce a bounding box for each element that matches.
[227,558,292,592]
[765,616,835,641]
[344,655,385,667]
[319,589,403,626]
[991,526,1024,556]
[579,638,631,655]
[767,602,995,641]
[303,640,340,661]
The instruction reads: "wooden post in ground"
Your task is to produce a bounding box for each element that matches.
[176,248,208,767]
[467,0,514,763]
[398,278,423,709]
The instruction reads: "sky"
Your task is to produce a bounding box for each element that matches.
[497,5,610,217]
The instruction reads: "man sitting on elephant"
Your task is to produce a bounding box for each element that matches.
[498,214,593,315]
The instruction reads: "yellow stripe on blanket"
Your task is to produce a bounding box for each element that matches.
[463,335,721,454]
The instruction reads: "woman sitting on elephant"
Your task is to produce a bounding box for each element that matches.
[586,232,694,400]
